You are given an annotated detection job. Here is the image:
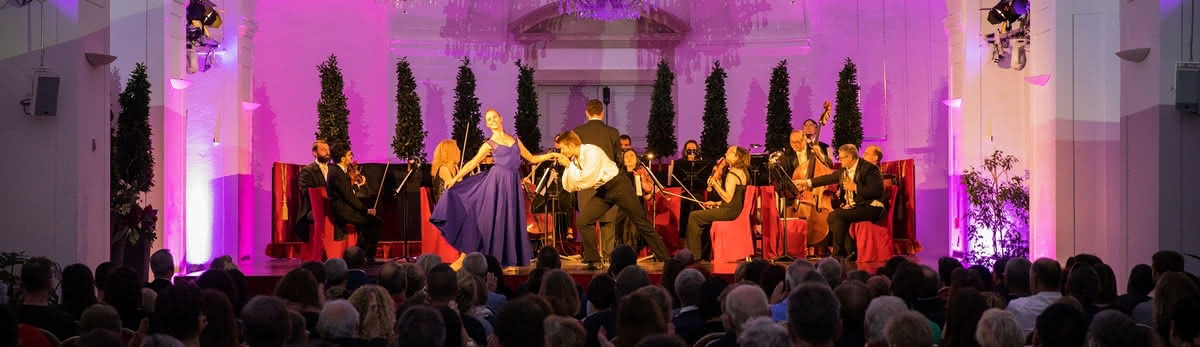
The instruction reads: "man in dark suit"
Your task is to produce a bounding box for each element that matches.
[327,143,382,264]
[572,99,622,260]
[145,249,174,294]
[296,139,331,242]
[796,144,885,262]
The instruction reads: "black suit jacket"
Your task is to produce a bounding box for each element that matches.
[671,309,708,346]
[573,119,622,163]
[811,159,885,211]
[327,164,367,239]
[296,162,327,241]
[781,142,832,177]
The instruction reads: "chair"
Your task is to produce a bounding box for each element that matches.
[18,325,60,347]
[308,187,358,260]
[60,336,78,347]
[420,187,460,261]
[709,186,758,263]
[759,187,808,259]
[849,186,900,264]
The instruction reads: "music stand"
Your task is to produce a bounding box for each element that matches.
[529,162,573,257]
[768,154,801,262]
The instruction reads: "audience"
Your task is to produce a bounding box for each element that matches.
[818,258,844,289]
[325,258,350,300]
[152,282,204,347]
[15,257,78,339]
[79,304,122,336]
[77,329,124,347]
[1065,263,1102,321]
[426,264,458,307]
[769,260,815,321]
[609,245,638,277]
[348,285,396,345]
[300,261,329,298]
[377,261,407,308]
[615,265,651,299]
[494,296,550,347]
[94,261,116,303]
[1032,303,1086,347]
[198,289,238,347]
[672,268,708,345]
[848,270,871,284]
[1134,250,1185,325]
[865,275,891,298]
[541,269,582,317]
[484,255,515,298]
[635,285,673,325]
[938,257,964,289]
[912,265,946,329]
[141,287,158,314]
[274,267,323,335]
[1088,309,1154,347]
[147,250,175,295]
[884,311,934,347]
[616,290,667,347]
[395,306,444,347]
[736,316,789,347]
[397,263,426,299]
[1003,258,1032,301]
[317,300,363,346]
[1114,264,1154,315]
[60,263,99,321]
[103,266,146,331]
[584,274,618,347]
[699,277,730,337]
[635,334,689,347]
[436,306,466,347]
[287,310,309,346]
[1007,258,1062,337]
[241,296,291,347]
[544,315,587,347]
[195,269,240,318]
[974,309,1022,347]
[463,252,507,314]
[345,247,372,293]
[1170,296,1200,347]
[787,283,840,347]
[1093,263,1117,309]
[833,281,872,347]
[864,296,907,347]
[1151,272,1200,343]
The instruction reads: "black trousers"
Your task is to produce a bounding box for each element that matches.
[685,206,741,257]
[578,174,670,263]
[342,212,383,261]
[827,205,884,257]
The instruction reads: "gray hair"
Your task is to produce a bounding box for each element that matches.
[864,296,908,344]
[785,260,816,289]
[325,258,348,285]
[884,311,933,347]
[416,254,444,275]
[80,304,122,334]
[817,258,843,288]
[140,288,158,313]
[241,296,291,347]
[1004,258,1032,293]
[737,316,790,347]
[463,252,488,277]
[140,334,184,347]
[837,144,859,158]
[150,250,174,278]
[1088,309,1151,347]
[975,308,1023,347]
[674,269,706,307]
[317,300,360,339]
[723,285,770,333]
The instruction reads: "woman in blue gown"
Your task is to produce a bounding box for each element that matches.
[430,109,556,266]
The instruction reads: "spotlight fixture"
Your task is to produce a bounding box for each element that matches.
[241,102,261,111]
[942,98,963,108]
[170,78,193,90]
[186,0,222,74]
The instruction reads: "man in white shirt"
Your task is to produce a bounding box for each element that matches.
[552,131,669,269]
[795,144,886,262]
[297,139,331,241]
[1006,258,1063,337]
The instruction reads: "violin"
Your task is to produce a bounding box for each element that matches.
[348,160,366,186]
[706,158,727,193]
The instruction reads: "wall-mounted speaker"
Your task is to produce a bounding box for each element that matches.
[31,73,60,117]
[603,86,611,105]
[1176,62,1200,113]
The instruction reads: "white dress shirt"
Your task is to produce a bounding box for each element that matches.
[316,161,329,180]
[1006,291,1062,336]
[562,144,619,192]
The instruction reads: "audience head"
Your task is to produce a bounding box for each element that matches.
[496,296,550,347]
[456,270,485,310]
[785,260,816,289]
[378,261,407,297]
[21,257,54,296]
[349,285,396,342]
[817,258,843,289]
[94,262,115,297]
[241,296,291,347]
[737,316,790,347]
[864,296,907,344]
[150,249,175,279]
[274,268,321,307]
[1172,296,1200,347]
[736,259,769,285]
[543,315,586,347]
[885,311,934,347]
[300,261,327,286]
[415,254,443,275]
[80,304,122,334]
[1004,258,1032,294]
[1089,309,1153,347]
[426,263,458,303]
[975,309,1022,347]
[880,256,910,278]
[317,299,360,339]
[587,274,617,311]
[152,282,205,342]
[196,269,239,310]
[1091,263,1117,306]
[674,268,706,307]
[463,252,488,277]
[1154,272,1200,343]
[938,257,964,287]
[673,248,696,264]
[395,306,445,347]
[62,263,99,316]
[344,247,368,269]
[1034,303,1086,347]
[105,266,142,315]
[78,329,124,347]
[787,283,841,346]
[435,306,464,347]
[890,262,925,304]
[848,270,871,284]
[609,245,638,276]
[618,291,668,347]
[636,285,673,323]
[324,258,349,285]
[919,266,941,298]
[1127,264,1154,296]
[586,98,605,118]
[967,265,994,292]
[526,267,547,295]
[286,310,308,346]
[943,288,988,347]
[1066,263,1100,305]
[833,281,873,334]
[210,255,238,271]
[537,247,562,269]
[866,275,892,298]
[397,263,425,298]
[1151,250,1185,280]
[1031,258,1063,293]
[199,290,238,347]
[616,265,651,298]
[540,269,580,317]
[141,287,159,314]
[700,277,730,320]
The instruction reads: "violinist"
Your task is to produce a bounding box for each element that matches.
[327,143,383,264]
[684,146,750,258]
[616,148,654,247]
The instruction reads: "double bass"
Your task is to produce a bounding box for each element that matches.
[792,101,836,246]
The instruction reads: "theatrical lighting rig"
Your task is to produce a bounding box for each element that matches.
[186,0,223,74]
[982,0,1030,70]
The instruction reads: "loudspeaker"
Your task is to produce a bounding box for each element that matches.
[32,73,60,117]
[602,86,611,105]
[1176,62,1200,113]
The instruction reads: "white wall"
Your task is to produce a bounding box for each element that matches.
[0,0,112,267]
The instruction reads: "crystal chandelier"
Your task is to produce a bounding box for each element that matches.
[557,0,663,21]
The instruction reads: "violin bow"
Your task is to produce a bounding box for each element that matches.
[372,159,391,210]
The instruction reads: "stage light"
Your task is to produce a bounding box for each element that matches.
[1024,74,1050,86]
[942,98,962,108]
[241,102,261,111]
[170,78,193,90]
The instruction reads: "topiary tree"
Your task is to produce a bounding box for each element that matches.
[765,60,793,152]
[316,54,351,146]
[833,57,864,149]
[451,57,484,157]
[514,60,542,152]
[700,61,730,161]
[112,63,158,246]
[646,59,678,159]
[391,57,427,163]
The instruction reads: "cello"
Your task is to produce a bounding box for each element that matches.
[792,101,836,246]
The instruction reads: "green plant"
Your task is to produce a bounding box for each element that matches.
[961,150,1030,267]
[700,61,730,160]
[514,60,542,152]
[451,57,484,158]
[316,54,351,146]
[111,63,158,245]
[646,59,678,159]
[833,58,864,150]
[392,57,427,163]
[765,60,792,152]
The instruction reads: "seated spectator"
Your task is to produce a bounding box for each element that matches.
[941,288,988,347]
[711,284,770,347]
[151,282,204,347]
[324,258,350,300]
[377,262,407,308]
[1002,258,1032,301]
[1033,303,1086,347]
[834,281,872,347]
[1134,250,1186,325]
[1088,309,1154,347]
[241,296,291,347]
[106,266,147,331]
[865,275,891,298]
[524,268,548,296]
[495,296,551,347]
[195,269,239,317]
[1065,263,1102,321]
[672,269,708,345]
[397,263,425,299]
[878,256,910,278]
[141,288,158,314]
[77,329,123,347]
[198,290,238,347]
[615,266,650,299]
[758,264,786,301]
[544,315,586,347]
[584,274,618,347]
[226,269,250,313]
[301,261,329,298]
[1171,296,1200,347]
[1007,258,1062,337]
[94,262,116,303]
[737,316,789,347]
[146,250,175,295]
[317,300,365,346]
[616,291,668,347]
[635,285,673,324]
[1093,263,1117,309]
[542,269,582,317]
[210,255,238,271]
[16,257,78,339]
[1114,264,1153,315]
[818,258,844,289]
[660,258,685,308]
[537,246,563,270]
[967,265,994,292]
[484,255,515,298]
[426,264,459,307]
[415,254,443,275]
[79,304,122,337]
[848,270,871,284]
[395,306,444,347]
[975,309,1023,347]
[769,260,815,322]
[736,260,770,286]
[864,296,907,347]
[634,334,688,347]
[462,252,506,314]
[60,264,98,321]
[349,285,396,346]
[274,268,323,335]
[699,277,730,338]
[344,247,372,293]
[287,310,309,346]
[912,265,946,329]
[455,271,491,344]
[609,245,638,277]
[786,283,840,347]
[885,311,934,347]
[1152,272,1200,343]
[937,257,964,290]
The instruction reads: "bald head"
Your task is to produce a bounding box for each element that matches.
[786,260,816,289]
[723,285,770,333]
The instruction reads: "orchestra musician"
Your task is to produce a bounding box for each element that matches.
[619,134,634,152]
[863,144,883,166]
[784,120,833,175]
[674,139,709,256]
[572,100,623,259]
[685,146,750,258]
[296,139,331,242]
[429,139,461,204]
[326,143,382,264]
[617,149,655,247]
[795,144,886,262]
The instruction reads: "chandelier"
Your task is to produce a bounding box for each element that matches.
[557,0,663,21]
